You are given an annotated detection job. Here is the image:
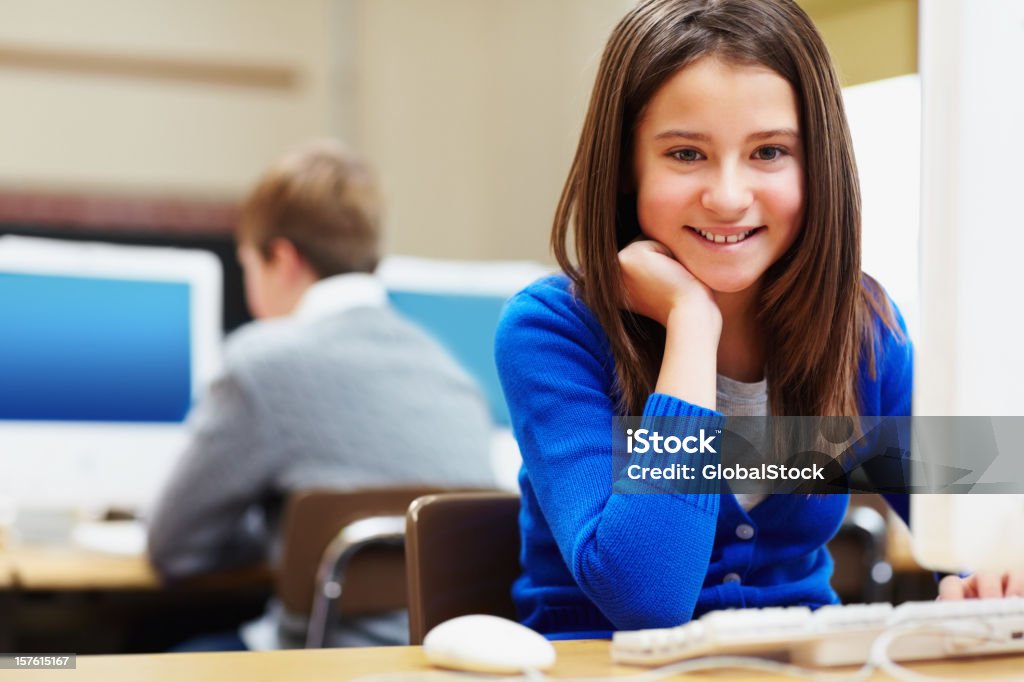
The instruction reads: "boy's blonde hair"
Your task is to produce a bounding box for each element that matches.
[238,140,381,277]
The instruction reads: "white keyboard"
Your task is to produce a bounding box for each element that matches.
[612,598,1024,667]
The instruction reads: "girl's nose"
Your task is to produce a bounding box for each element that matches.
[701,165,754,219]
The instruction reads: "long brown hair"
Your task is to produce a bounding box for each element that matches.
[552,0,899,417]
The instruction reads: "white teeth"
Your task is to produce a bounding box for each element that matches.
[693,228,757,244]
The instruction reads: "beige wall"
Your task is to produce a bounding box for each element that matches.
[0,0,628,264]
[0,0,338,198]
[350,0,631,262]
[799,0,918,86]
[357,0,917,261]
[0,0,916,263]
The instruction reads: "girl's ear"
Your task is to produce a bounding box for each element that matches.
[615,194,643,250]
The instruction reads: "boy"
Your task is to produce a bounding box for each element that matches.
[147,140,495,649]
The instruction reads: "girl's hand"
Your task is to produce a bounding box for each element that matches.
[938,571,1024,600]
[618,239,720,329]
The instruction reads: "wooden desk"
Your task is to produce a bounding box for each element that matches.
[0,542,272,655]
[1,543,269,592]
[11,642,1024,682]
[4,545,159,591]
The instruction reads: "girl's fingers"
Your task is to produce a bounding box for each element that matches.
[622,239,672,258]
[1004,571,1024,597]
[973,571,1003,599]
[643,240,673,257]
[937,571,1024,600]
[938,574,966,600]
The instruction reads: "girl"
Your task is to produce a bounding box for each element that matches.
[495,0,1016,640]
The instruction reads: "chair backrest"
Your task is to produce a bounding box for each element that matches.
[405,491,521,644]
[277,487,443,617]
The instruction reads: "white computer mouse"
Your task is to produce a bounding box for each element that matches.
[422,614,556,674]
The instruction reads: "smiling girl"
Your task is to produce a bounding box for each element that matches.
[495,0,1016,639]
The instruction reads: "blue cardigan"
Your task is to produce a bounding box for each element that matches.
[495,275,913,639]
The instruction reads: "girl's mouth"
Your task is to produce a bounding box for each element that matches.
[686,226,764,244]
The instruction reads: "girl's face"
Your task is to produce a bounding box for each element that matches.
[632,56,805,294]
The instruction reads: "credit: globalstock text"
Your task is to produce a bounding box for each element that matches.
[624,429,825,481]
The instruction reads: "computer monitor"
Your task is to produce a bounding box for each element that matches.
[378,255,550,491]
[0,236,222,512]
[379,255,549,427]
[842,74,920,345]
[907,0,1024,572]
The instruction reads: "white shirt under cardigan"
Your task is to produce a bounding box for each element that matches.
[716,373,769,512]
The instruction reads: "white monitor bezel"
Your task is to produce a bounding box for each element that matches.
[0,236,223,512]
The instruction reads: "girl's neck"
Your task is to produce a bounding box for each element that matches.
[713,287,765,383]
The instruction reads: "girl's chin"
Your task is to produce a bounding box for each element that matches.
[690,272,762,296]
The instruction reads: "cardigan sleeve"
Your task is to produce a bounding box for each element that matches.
[495,282,723,629]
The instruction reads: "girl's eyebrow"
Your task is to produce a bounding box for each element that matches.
[747,128,799,141]
[652,128,799,142]
[653,130,711,142]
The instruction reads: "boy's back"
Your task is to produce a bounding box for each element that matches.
[146,140,497,650]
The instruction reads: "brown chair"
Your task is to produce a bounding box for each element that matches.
[405,491,521,644]
[277,486,443,647]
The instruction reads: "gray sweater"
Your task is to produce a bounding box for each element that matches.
[147,291,496,647]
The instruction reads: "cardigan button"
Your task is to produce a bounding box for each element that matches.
[735,524,755,540]
[722,572,742,584]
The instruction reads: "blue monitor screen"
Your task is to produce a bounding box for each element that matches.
[0,272,192,423]
[389,290,510,427]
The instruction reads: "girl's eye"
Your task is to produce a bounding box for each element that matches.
[670,148,704,162]
[754,145,787,161]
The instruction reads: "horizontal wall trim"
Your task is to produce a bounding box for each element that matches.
[0,189,237,235]
[0,42,298,90]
